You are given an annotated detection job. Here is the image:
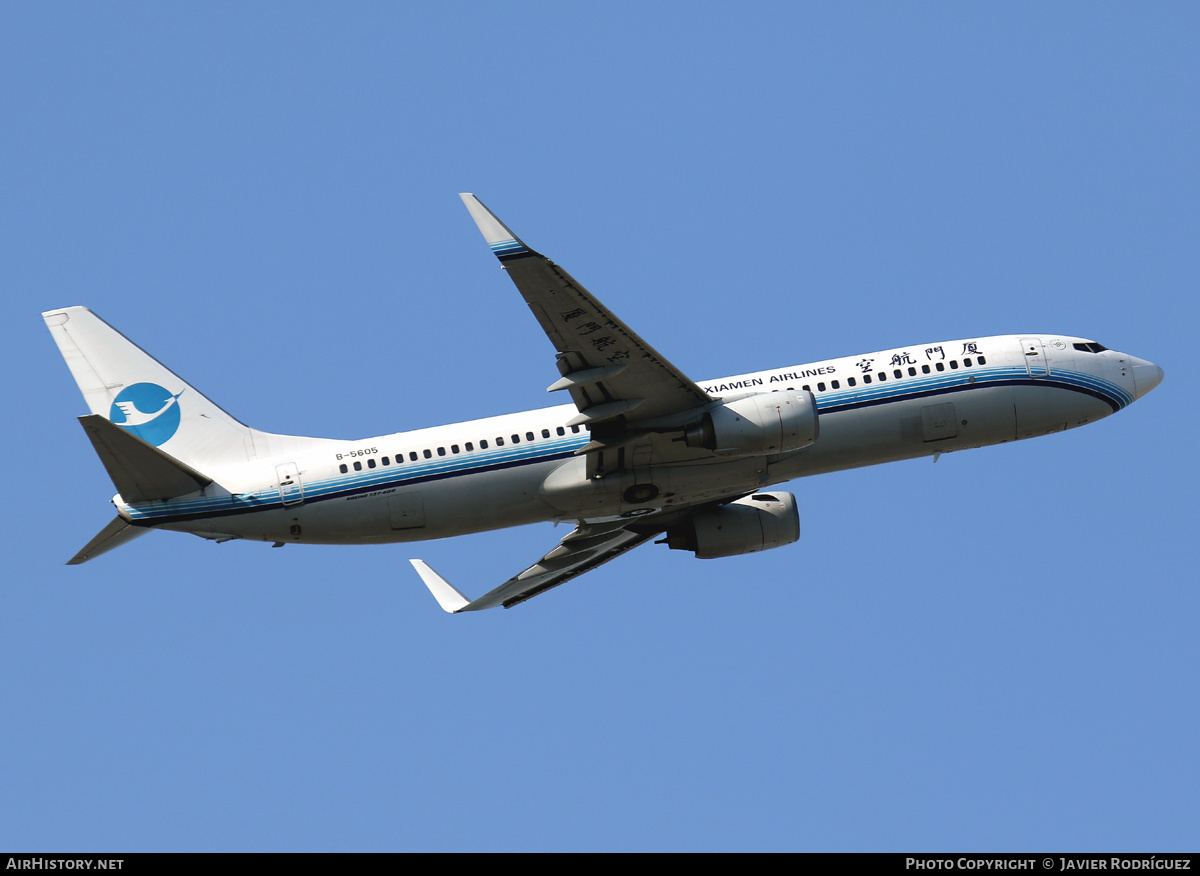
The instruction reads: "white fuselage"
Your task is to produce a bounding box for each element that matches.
[125,333,1149,547]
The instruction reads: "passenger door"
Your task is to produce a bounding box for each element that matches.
[1020,338,1050,378]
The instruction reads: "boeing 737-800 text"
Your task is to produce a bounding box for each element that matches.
[44,194,1163,611]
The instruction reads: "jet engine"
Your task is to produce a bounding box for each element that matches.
[665,492,800,559]
[683,390,818,457]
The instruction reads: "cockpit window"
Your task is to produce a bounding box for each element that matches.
[1073,342,1109,353]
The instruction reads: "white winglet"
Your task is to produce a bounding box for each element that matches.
[459,193,532,259]
[409,559,472,613]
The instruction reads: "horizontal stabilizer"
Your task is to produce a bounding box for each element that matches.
[79,414,212,504]
[68,516,150,565]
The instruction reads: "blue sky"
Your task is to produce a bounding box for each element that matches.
[2,2,1196,852]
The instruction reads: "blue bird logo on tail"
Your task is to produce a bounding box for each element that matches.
[109,383,184,446]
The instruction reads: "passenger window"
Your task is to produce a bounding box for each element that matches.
[556,427,565,436]
[893,369,902,379]
[382,456,390,466]
[451,444,460,454]
[480,440,488,449]
[437,447,446,456]
[423,449,432,458]
[935,362,945,372]
[367,458,376,469]
[802,385,811,392]
[542,429,550,439]
[465,442,473,451]
[863,374,872,384]
[339,464,348,474]
[409,451,418,461]
[353,461,362,471]
[877,372,887,382]
[511,434,520,444]
[949,360,959,370]
[963,357,973,367]
[922,365,930,374]
[571,426,580,433]
[848,377,856,387]
[831,380,840,389]
[527,431,535,441]
[817,382,826,392]
[908,367,916,376]
[977,355,987,365]
[496,437,504,446]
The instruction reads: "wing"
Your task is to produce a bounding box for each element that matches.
[433,196,755,612]
[460,194,714,475]
[410,522,660,612]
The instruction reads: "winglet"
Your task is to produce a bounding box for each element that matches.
[409,559,473,613]
[459,193,533,260]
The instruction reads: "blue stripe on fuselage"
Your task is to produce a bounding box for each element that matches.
[122,366,1128,525]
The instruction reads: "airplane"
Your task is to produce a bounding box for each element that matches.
[44,194,1164,612]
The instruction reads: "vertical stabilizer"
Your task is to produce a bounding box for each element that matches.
[43,307,255,471]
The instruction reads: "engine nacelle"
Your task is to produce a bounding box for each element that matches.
[683,390,818,457]
[665,492,800,559]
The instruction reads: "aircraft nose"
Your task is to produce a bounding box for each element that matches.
[1131,357,1164,400]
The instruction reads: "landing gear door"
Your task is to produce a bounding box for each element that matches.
[1020,338,1050,378]
[276,462,304,506]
